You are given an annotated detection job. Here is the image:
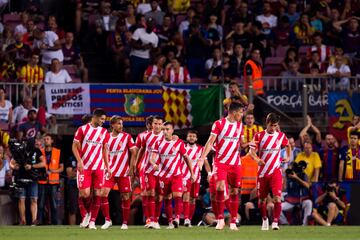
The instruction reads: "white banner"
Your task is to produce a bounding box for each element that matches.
[45,84,90,115]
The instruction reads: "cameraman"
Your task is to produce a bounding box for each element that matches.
[312,180,347,226]
[280,161,313,226]
[9,140,45,225]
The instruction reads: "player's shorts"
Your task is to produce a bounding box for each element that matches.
[213,163,242,188]
[158,175,183,196]
[209,174,228,196]
[142,173,158,192]
[183,178,200,198]
[77,169,104,190]
[104,175,132,193]
[257,168,282,199]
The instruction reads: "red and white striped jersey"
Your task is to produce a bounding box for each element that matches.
[73,123,110,170]
[152,138,187,178]
[211,118,243,166]
[108,132,135,177]
[181,143,203,183]
[141,131,163,174]
[251,130,289,178]
[135,130,150,149]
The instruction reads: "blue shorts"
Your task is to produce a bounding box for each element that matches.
[19,182,38,199]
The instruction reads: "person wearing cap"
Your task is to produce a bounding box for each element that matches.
[17,109,47,147]
[144,0,165,26]
[130,18,159,83]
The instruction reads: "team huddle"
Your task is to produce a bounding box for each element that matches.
[72,102,291,231]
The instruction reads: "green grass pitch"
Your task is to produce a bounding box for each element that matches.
[1,226,360,240]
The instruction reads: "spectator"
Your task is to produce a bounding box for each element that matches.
[303,51,326,73]
[280,61,303,90]
[137,0,161,15]
[326,56,351,89]
[1,27,15,51]
[5,32,31,67]
[293,13,315,45]
[205,47,222,83]
[273,15,292,47]
[0,87,12,126]
[130,18,158,83]
[9,143,45,225]
[125,3,136,29]
[164,58,191,83]
[207,13,223,41]
[0,145,10,188]
[223,81,250,113]
[324,8,342,46]
[33,28,64,66]
[319,134,340,182]
[281,136,302,172]
[306,33,332,63]
[280,161,312,226]
[347,115,360,143]
[38,134,63,225]
[226,21,252,50]
[312,180,347,226]
[144,0,165,26]
[184,23,209,78]
[14,12,29,35]
[244,48,264,96]
[66,155,78,225]
[284,1,300,26]
[17,109,47,146]
[95,1,118,32]
[229,42,246,79]
[22,19,37,46]
[45,58,72,83]
[299,115,322,149]
[329,46,350,65]
[62,32,88,82]
[281,47,299,71]
[310,12,323,33]
[295,142,322,182]
[234,1,254,28]
[143,55,165,83]
[12,97,36,127]
[48,15,65,43]
[256,1,278,28]
[250,21,267,60]
[129,14,146,33]
[178,7,196,36]
[224,38,234,56]
[333,17,360,58]
[203,0,225,26]
[241,111,263,155]
[19,50,44,85]
[155,14,175,46]
[339,131,360,182]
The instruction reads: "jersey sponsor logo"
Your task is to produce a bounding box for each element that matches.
[124,94,144,116]
[109,149,124,155]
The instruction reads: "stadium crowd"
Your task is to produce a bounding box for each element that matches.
[0,0,359,230]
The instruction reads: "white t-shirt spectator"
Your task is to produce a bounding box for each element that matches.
[0,100,12,122]
[0,160,9,187]
[14,24,27,35]
[33,31,64,65]
[130,28,159,59]
[45,69,72,83]
[137,3,161,14]
[12,105,51,126]
[327,64,351,88]
[256,15,278,28]
[205,58,222,80]
[179,20,190,36]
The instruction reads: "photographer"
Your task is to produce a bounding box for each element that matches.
[312,180,347,226]
[280,161,313,226]
[38,134,63,225]
[9,139,45,225]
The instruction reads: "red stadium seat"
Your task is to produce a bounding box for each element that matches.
[3,13,20,23]
[274,45,289,58]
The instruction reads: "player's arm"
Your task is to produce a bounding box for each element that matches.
[283,142,292,163]
[249,146,264,166]
[129,147,137,176]
[183,154,195,181]
[72,140,83,172]
[102,143,110,170]
[133,146,145,170]
[200,134,217,162]
[149,151,159,171]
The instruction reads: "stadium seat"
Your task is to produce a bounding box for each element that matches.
[191,78,206,83]
[265,57,283,66]
[3,13,20,23]
[274,45,290,58]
